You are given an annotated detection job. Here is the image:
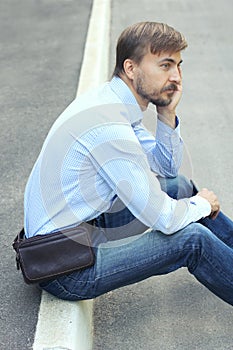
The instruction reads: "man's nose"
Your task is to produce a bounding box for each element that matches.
[169,66,182,83]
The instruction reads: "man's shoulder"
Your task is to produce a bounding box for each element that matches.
[76,81,122,106]
[60,81,122,119]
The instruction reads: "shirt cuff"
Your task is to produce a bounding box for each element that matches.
[157,114,180,131]
[156,117,182,148]
[156,116,181,135]
[189,195,212,220]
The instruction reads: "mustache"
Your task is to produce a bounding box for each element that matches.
[161,84,178,93]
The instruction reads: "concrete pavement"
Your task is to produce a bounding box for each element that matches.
[93,0,233,349]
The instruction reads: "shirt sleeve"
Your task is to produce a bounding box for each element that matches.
[133,117,183,177]
[90,124,211,235]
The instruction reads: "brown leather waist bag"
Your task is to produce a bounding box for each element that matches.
[12,223,95,284]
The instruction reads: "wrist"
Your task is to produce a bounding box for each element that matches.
[157,112,176,129]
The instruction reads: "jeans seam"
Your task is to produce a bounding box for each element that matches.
[95,246,190,281]
[195,250,233,286]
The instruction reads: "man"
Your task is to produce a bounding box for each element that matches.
[24,22,233,305]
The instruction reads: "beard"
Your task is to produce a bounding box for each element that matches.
[135,74,177,107]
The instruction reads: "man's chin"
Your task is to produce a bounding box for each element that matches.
[150,98,172,107]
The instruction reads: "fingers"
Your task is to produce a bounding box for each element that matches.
[197,188,220,219]
[210,209,220,220]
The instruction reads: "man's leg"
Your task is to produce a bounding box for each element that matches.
[93,222,233,305]
[40,175,233,305]
[40,220,233,305]
[91,174,233,304]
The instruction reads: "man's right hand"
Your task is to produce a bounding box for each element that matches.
[197,188,220,219]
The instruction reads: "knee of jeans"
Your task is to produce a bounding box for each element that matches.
[158,174,194,199]
[177,174,194,198]
[183,223,212,270]
[188,222,209,237]
[185,223,217,254]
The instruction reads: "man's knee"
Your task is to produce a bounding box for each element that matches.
[182,223,213,271]
[177,174,195,198]
[158,174,195,199]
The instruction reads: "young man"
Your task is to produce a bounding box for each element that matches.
[25,22,233,305]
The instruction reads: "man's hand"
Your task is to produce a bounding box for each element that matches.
[156,81,182,129]
[197,188,220,219]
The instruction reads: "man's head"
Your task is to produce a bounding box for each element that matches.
[113,22,188,110]
[113,22,187,77]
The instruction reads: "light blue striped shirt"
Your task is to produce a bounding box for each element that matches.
[24,76,210,237]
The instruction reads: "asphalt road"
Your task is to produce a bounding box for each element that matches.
[2,1,233,349]
[0,1,92,349]
[93,0,233,349]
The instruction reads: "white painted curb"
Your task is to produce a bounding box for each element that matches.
[32,0,111,349]
[77,0,111,96]
[33,293,93,350]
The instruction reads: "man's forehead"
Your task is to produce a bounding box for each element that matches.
[149,50,182,63]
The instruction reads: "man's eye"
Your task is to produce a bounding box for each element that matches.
[161,63,169,69]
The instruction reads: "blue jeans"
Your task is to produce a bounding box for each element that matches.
[40,175,233,306]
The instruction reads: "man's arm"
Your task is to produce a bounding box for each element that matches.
[133,119,183,177]
[91,123,212,234]
[133,76,184,177]
[156,76,221,218]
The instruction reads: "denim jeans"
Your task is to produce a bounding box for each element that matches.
[40,175,233,306]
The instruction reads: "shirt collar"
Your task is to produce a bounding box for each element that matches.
[109,76,143,125]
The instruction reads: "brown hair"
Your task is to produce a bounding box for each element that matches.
[112,22,188,77]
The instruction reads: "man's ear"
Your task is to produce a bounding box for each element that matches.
[123,59,137,80]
